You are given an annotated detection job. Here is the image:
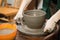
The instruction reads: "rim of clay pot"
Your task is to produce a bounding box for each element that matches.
[23,10,46,17]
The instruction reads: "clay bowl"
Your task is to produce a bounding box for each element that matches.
[23,10,46,29]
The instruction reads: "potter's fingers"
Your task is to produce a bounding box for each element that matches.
[44,28,47,32]
[14,16,20,20]
[44,26,49,32]
[47,27,54,33]
[44,27,53,33]
[14,14,22,20]
[14,16,18,20]
[44,23,56,32]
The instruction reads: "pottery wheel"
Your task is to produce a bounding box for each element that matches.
[17,25,48,36]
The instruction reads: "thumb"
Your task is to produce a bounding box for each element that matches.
[44,26,48,32]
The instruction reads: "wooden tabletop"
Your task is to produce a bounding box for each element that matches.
[0,7,18,16]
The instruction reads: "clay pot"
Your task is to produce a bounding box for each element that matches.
[23,10,46,29]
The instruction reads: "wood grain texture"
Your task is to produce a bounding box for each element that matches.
[0,0,2,6]
[0,7,18,16]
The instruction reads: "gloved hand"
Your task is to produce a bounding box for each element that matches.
[44,19,56,32]
[14,0,32,20]
[44,10,60,32]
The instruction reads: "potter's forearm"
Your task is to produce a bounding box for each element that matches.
[19,0,32,11]
[16,0,32,18]
[49,10,60,22]
[14,0,32,20]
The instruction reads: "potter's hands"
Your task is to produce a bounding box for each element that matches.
[44,10,60,32]
[44,19,56,32]
[14,13,23,21]
[14,0,32,20]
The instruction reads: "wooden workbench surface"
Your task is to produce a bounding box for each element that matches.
[0,7,18,16]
